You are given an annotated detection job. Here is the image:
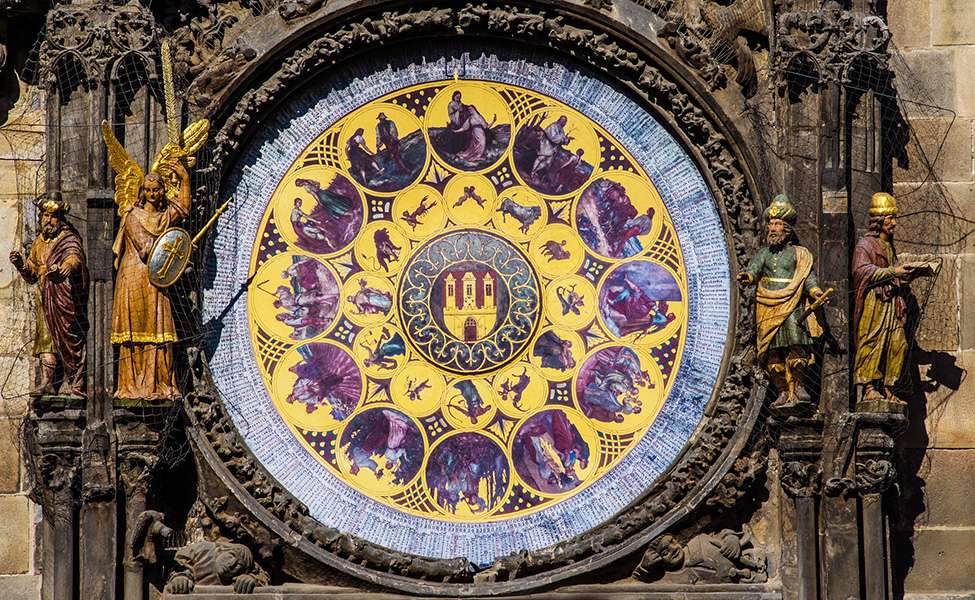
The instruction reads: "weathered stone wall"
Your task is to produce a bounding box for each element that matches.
[0,77,44,599]
[888,0,975,594]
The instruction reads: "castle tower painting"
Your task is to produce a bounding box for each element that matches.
[443,269,497,341]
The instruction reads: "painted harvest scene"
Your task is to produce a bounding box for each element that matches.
[246,80,688,522]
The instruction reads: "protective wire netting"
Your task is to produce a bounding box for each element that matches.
[738,35,967,435]
[0,9,273,513]
[0,4,969,520]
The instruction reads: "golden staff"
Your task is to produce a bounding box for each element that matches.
[191,196,233,247]
[796,287,834,324]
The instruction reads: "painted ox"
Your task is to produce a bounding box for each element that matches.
[497,198,542,233]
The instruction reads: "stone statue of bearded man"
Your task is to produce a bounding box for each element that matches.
[737,195,826,409]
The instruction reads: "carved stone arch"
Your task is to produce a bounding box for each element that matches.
[47,51,94,98]
[108,51,157,86]
[781,51,823,103]
[184,1,769,595]
[841,53,888,91]
[106,50,166,159]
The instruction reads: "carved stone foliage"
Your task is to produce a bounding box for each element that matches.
[109,9,155,52]
[40,450,81,494]
[20,411,85,518]
[773,7,891,87]
[638,0,771,94]
[855,458,894,495]
[823,413,905,497]
[854,419,902,495]
[171,12,247,86]
[119,450,158,498]
[634,529,768,584]
[780,460,822,498]
[771,413,824,498]
[40,4,158,87]
[177,2,766,592]
[278,0,327,21]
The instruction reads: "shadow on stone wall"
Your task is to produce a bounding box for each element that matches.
[890,291,966,599]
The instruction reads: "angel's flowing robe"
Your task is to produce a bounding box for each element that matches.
[111,198,187,402]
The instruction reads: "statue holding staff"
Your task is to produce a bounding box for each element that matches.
[737,195,826,408]
[102,119,209,402]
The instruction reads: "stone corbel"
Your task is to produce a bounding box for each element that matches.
[119,450,158,499]
[854,414,906,496]
[779,459,822,498]
[822,412,906,497]
[39,449,82,502]
[772,413,824,498]
[27,408,86,510]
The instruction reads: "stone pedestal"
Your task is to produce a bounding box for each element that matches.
[855,412,907,600]
[29,406,85,600]
[116,408,168,600]
[772,413,824,600]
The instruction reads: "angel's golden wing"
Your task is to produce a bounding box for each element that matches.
[152,119,210,202]
[101,120,144,217]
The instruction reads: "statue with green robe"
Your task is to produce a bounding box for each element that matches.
[738,195,825,409]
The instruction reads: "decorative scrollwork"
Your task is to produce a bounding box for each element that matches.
[39,451,81,494]
[41,4,159,89]
[773,8,891,86]
[855,458,894,495]
[109,9,155,52]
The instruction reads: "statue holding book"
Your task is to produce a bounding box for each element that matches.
[852,192,939,408]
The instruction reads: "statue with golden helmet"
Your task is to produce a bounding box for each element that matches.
[852,192,939,410]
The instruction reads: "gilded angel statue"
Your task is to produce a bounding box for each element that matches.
[102,118,209,402]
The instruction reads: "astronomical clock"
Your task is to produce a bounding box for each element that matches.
[204,47,734,573]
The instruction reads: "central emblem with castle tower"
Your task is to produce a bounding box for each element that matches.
[442,269,499,341]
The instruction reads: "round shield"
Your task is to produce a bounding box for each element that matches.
[147,227,192,288]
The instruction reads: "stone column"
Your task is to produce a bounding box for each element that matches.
[775,414,824,600]
[31,409,85,600]
[116,409,164,600]
[855,413,907,600]
[39,6,121,598]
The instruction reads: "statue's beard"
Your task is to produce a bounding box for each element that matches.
[767,231,788,248]
[40,223,60,240]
